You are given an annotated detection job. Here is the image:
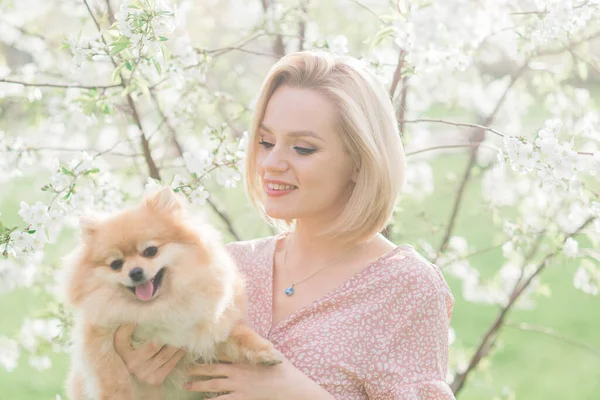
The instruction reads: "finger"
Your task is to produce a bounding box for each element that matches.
[135,349,185,387]
[188,363,231,378]
[113,324,137,356]
[150,345,180,369]
[154,349,186,379]
[150,347,184,372]
[133,341,164,362]
[127,342,163,373]
[184,378,231,393]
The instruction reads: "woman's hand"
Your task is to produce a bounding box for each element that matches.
[113,324,186,387]
[184,352,335,400]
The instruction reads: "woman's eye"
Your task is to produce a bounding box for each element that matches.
[294,146,317,155]
[258,141,274,149]
[110,260,123,271]
[143,246,158,257]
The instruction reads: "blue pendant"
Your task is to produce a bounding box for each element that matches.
[284,286,295,296]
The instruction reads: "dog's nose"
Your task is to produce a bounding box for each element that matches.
[129,267,145,282]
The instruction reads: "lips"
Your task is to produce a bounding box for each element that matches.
[126,267,166,301]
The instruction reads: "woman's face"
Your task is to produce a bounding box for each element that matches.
[255,85,356,224]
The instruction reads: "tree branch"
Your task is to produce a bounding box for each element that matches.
[297,0,309,51]
[389,50,406,99]
[262,0,286,58]
[402,118,506,138]
[435,63,529,258]
[436,241,508,269]
[147,88,241,241]
[0,78,121,90]
[83,0,162,181]
[451,217,595,394]
[504,321,600,357]
[406,143,500,157]
[351,0,386,23]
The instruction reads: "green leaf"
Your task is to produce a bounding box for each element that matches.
[61,166,75,176]
[109,36,131,56]
[111,63,125,83]
[369,25,395,49]
[28,230,36,234]
[110,42,130,56]
[158,36,169,41]
[84,168,100,175]
[152,58,162,76]
[125,61,133,71]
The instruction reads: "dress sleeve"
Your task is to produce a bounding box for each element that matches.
[363,261,456,400]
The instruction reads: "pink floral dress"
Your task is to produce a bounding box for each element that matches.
[226,235,455,400]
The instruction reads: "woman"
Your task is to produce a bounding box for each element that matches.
[114,51,456,399]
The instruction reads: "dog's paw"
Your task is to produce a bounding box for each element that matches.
[252,348,283,366]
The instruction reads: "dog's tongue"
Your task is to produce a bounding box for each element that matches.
[135,281,154,301]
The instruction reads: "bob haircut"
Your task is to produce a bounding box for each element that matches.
[244,51,407,243]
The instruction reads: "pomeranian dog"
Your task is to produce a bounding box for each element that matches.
[63,187,281,400]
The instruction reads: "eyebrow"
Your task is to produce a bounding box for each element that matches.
[259,124,325,142]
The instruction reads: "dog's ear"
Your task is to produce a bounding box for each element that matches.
[145,186,183,214]
[80,216,99,240]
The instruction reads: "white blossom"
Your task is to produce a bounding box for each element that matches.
[563,237,579,258]
[28,355,51,371]
[183,150,213,176]
[18,201,50,230]
[215,167,241,188]
[189,186,210,206]
[573,265,599,296]
[0,337,19,372]
[19,318,62,353]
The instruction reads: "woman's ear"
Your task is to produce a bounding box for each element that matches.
[351,167,359,183]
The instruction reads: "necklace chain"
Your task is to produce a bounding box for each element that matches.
[282,234,372,296]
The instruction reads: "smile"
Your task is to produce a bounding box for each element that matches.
[126,267,166,301]
[265,181,297,197]
[266,183,296,190]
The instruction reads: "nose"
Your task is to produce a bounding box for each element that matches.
[260,146,288,172]
[129,267,145,282]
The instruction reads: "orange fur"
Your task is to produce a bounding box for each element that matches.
[64,187,280,400]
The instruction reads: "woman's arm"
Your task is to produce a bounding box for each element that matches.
[184,355,336,400]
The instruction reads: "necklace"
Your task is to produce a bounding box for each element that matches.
[282,235,372,296]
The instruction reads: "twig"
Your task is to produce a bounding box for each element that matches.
[436,241,508,269]
[23,145,141,158]
[504,321,600,357]
[297,0,309,51]
[397,74,409,135]
[262,0,286,58]
[0,79,121,90]
[351,0,386,23]
[402,118,506,138]
[389,50,406,99]
[406,143,500,157]
[537,30,600,57]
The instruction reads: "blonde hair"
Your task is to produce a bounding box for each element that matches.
[244,51,407,243]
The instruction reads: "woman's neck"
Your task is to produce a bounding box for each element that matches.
[283,222,375,272]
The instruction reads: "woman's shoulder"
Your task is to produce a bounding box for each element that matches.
[371,244,454,317]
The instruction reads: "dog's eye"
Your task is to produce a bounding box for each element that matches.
[143,246,158,258]
[110,260,123,271]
